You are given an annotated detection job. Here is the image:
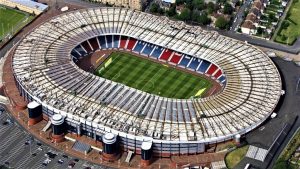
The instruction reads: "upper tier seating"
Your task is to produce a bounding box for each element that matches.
[133,41,145,53]
[150,46,164,58]
[127,38,137,50]
[178,55,191,67]
[169,53,182,64]
[197,60,210,73]
[89,37,99,51]
[113,35,120,48]
[98,36,107,49]
[159,49,173,61]
[120,36,128,49]
[106,35,113,48]
[206,64,218,75]
[141,43,155,56]
[74,45,87,56]
[81,41,92,53]
[187,58,201,70]
[214,69,222,79]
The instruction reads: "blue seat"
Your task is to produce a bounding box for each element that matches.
[151,46,163,58]
[98,36,107,49]
[71,50,81,58]
[178,55,191,67]
[74,45,86,56]
[106,35,113,48]
[141,43,154,55]
[197,60,210,73]
[113,35,120,48]
[133,41,145,53]
[188,58,201,70]
[218,75,226,84]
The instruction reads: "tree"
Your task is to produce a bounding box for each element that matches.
[207,2,216,14]
[150,3,159,13]
[286,11,291,18]
[282,20,290,29]
[281,34,287,41]
[217,0,226,4]
[177,8,191,21]
[176,0,185,5]
[192,10,200,22]
[215,16,229,29]
[192,0,205,10]
[256,27,264,35]
[166,5,177,16]
[223,3,233,14]
[157,7,165,15]
[269,13,276,22]
[196,12,211,25]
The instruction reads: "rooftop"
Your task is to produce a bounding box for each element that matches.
[10,0,48,12]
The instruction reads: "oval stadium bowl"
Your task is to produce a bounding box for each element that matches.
[12,7,281,156]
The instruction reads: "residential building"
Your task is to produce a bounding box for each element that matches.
[241,0,265,34]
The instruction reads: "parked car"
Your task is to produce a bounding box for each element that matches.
[58,159,64,164]
[45,152,56,159]
[68,161,75,168]
[42,158,51,166]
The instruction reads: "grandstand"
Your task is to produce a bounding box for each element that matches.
[12,7,282,156]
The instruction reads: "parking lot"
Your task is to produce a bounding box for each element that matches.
[0,106,111,169]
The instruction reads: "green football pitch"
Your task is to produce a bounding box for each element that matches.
[0,6,31,40]
[95,52,212,99]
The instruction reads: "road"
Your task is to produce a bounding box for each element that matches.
[219,30,300,54]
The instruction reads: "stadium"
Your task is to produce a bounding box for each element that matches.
[11,7,282,158]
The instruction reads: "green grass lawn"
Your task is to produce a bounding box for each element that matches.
[274,129,300,169]
[95,52,212,99]
[0,5,32,40]
[275,0,300,45]
[225,145,249,169]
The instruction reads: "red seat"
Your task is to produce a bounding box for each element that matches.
[81,41,92,53]
[120,36,128,49]
[170,53,182,64]
[159,49,173,61]
[214,69,222,79]
[88,38,99,50]
[206,64,218,75]
[126,38,137,50]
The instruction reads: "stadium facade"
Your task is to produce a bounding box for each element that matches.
[12,7,282,157]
